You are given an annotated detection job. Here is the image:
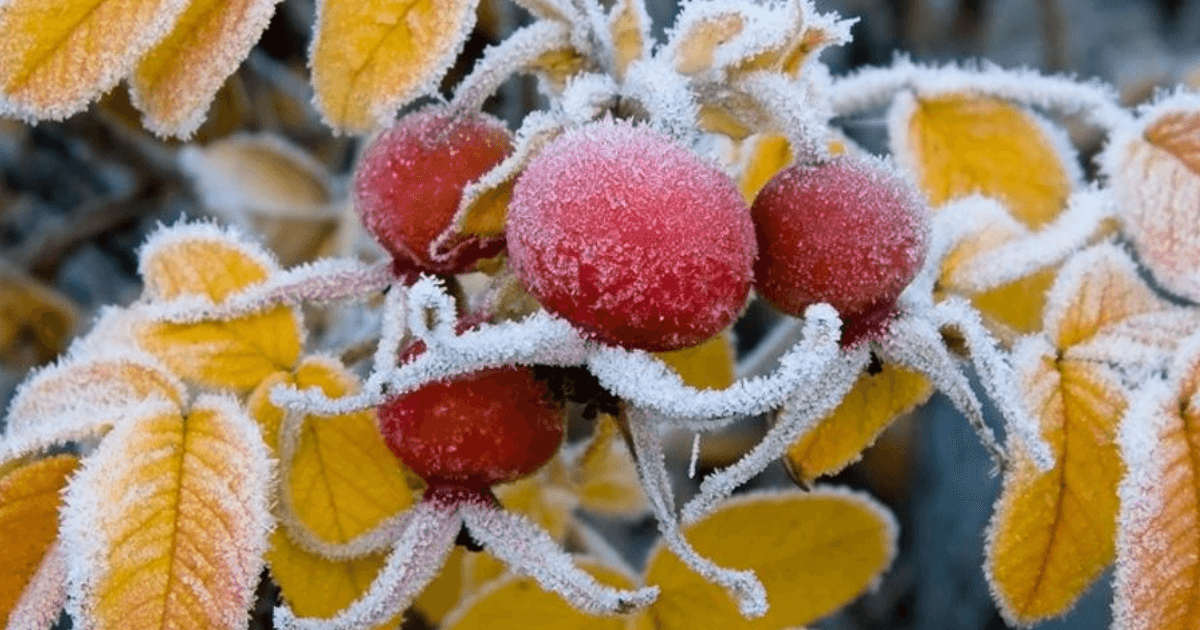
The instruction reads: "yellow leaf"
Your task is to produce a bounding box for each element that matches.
[529,46,590,94]
[1046,245,1169,350]
[280,356,413,544]
[0,0,190,120]
[130,0,279,137]
[442,558,650,630]
[986,346,1126,624]
[897,93,1076,228]
[785,363,932,486]
[139,223,276,302]
[1113,338,1200,630]
[0,455,78,624]
[571,415,649,518]
[494,471,577,542]
[738,134,793,203]
[1105,97,1200,300]
[67,396,270,630]
[644,489,896,629]
[266,529,398,627]
[310,0,476,133]
[415,546,468,625]
[138,305,302,392]
[654,331,736,391]
[967,269,1058,342]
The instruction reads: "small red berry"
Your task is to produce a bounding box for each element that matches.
[377,367,564,491]
[506,120,756,352]
[751,156,930,346]
[353,107,513,276]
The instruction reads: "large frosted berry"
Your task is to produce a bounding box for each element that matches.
[751,156,930,346]
[354,107,513,276]
[377,367,564,490]
[507,120,756,352]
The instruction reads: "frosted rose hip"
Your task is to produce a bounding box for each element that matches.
[751,156,930,345]
[377,367,564,490]
[353,107,512,276]
[506,120,756,352]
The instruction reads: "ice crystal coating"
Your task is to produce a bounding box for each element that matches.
[507,119,756,352]
[353,107,513,276]
[377,367,565,490]
[752,155,930,345]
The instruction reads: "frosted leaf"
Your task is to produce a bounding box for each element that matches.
[626,405,768,618]
[934,298,1054,470]
[828,56,1130,131]
[451,21,575,112]
[620,58,701,142]
[458,500,658,614]
[6,540,67,630]
[274,501,460,630]
[903,195,1010,310]
[1072,308,1200,388]
[680,344,869,524]
[137,220,279,300]
[880,311,1007,472]
[586,303,841,426]
[511,0,584,25]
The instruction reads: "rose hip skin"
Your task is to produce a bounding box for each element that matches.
[377,367,564,491]
[751,156,930,346]
[506,120,756,352]
[353,108,513,276]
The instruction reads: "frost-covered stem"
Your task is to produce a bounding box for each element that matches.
[934,298,1054,470]
[459,501,659,614]
[828,57,1132,131]
[881,313,1008,473]
[274,501,460,630]
[680,345,871,524]
[452,21,574,112]
[625,405,769,618]
[6,541,67,630]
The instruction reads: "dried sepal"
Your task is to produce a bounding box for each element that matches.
[61,395,273,630]
[451,21,580,112]
[1102,91,1200,301]
[308,0,477,133]
[0,455,78,625]
[608,0,650,80]
[130,0,281,137]
[728,1,853,78]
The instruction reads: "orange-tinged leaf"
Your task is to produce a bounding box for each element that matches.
[442,558,650,630]
[130,0,279,137]
[1044,245,1169,350]
[895,93,1077,228]
[139,223,276,302]
[654,331,736,391]
[63,396,271,630]
[279,356,413,544]
[138,305,302,391]
[0,455,78,624]
[986,342,1126,624]
[266,529,397,627]
[310,0,476,133]
[786,363,932,486]
[1104,95,1200,300]
[1113,336,1200,630]
[0,0,190,121]
[644,488,896,629]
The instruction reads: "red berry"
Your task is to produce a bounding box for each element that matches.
[751,156,930,346]
[354,107,513,276]
[506,120,756,352]
[377,367,564,491]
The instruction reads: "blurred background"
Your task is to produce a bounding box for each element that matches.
[2,1,1198,628]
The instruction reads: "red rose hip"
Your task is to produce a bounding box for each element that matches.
[506,120,756,352]
[354,107,513,276]
[377,367,564,490]
[751,156,930,346]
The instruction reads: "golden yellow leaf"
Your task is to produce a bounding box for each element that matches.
[654,331,736,391]
[671,11,745,75]
[266,529,397,627]
[138,305,302,392]
[442,558,650,630]
[415,546,468,625]
[139,223,275,302]
[572,415,649,518]
[310,0,476,133]
[280,356,414,544]
[130,0,279,137]
[494,471,577,542]
[1105,98,1200,300]
[0,455,78,625]
[0,0,190,120]
[67,397,270,630]
[967,269,1058,342]
[1112,338,1200,630]
[0,268,78,369]
[645,489,896,629]
[1045,245,1169,350]
[738,134,792,203]
[898,94,1076,228]
[247,370,292,451]
[986,347,1126,624]
[785,363,932,486]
